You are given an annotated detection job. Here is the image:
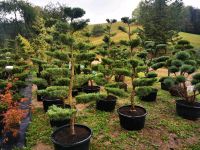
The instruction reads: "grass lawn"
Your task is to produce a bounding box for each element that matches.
[89,22,200,48]
[24,81,200,150]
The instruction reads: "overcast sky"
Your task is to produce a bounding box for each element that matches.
[28,0,200,24]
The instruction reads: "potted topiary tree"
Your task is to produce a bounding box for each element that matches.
[50,7,92,150]
[117,59,147,130]
[136,50,168,100]
[164,51,196,97]
[134,72,158,102]
[162,52,200,120]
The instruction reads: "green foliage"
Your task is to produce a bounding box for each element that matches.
[146,72,157,78]
[180,65,196,74]
[77,53,96,62]
[176,75,186,83]
[32,78,48,89]
[151,62,165,70]
[136,66,148,73]
[38,86,68,99]
[31,58,46,65]
[195,83,200,92]
[137,51,147,59]
[184,60,197,66]
[102,58,113,65]
[129,59,139,68]
[136,86,156,97]
[176,51,190,60]
[171,60,183,68]
[169,66,179,73]
[45,68,69,77]
[76,93,107,103]
[133,78,157,87]
[14,71,29,81]
[91,24,105,37]
[105,87,129,97]
[53,78,70,86]
[178,40,190,45]
[47,105,76,121]
[73,74,92,88]
[93,74,108,86]
[114,68,131,76]
[163,78,175,88]
[192,73,200,85]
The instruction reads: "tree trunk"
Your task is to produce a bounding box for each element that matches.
[67,57,76,135]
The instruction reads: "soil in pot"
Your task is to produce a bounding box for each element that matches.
[96,95,117,112]
[118,105,147,131]
[42,97,64,112]
[176,100,200,120]
[82,86,100,93]
[140,89,158,102]
[51,124,92,150]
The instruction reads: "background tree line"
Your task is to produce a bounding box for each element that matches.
[133,0,200,36]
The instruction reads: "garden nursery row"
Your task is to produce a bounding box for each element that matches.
[0,1,200,150]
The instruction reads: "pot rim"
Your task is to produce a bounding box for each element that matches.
[117,105,147,118]
[176,99,200,109]
[51,124,92,147]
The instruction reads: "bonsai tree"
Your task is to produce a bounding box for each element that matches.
[134,72,158,102]
[164,51,197,96]
[175,40,194,51]
[164,73,200,120]
[103,19,117,50]
[119,17,140,56]
[50,7,93,150]
[117,59,148,131]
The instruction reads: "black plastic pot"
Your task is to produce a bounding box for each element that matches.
[42,97,64,112]
[118,105,147,131]
[96,95,117,112]
[72,89,79,97]
[50,119,70,128]
[4,132,20,144]
[140,89,158,102]
[82,86,100,93]
[0,115,4,134]
[161,82,169,91]
[51,124,92,150]
[37,94,42,101]
[176,100,200,120]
